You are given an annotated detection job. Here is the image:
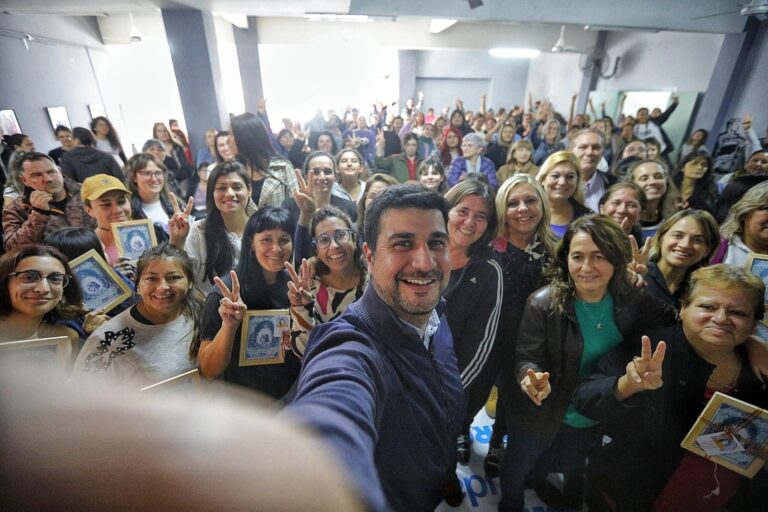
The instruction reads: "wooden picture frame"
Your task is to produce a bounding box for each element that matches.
[0,109,22,135]
[111,219,157,260]
[140,368,202,392]
[45,106,71,130]
[745,253,768,327]
[681,392,768,478]
[239,309,290,366]
[0,336,73,376]
[69,249,132,314]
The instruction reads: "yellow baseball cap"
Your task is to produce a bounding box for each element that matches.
[81,174,132,202]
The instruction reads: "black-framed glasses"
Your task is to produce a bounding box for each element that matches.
[313,229,353,249]
[9,270,70,288]
[309,167,334,176]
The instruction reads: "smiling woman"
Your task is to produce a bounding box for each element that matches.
[499,214,677,511]
[197,206,301,399]
[287,207,367,356]
[71,244,204,389]
[441,179,504,471]
[0,245,84,345]
[573,265,767,511]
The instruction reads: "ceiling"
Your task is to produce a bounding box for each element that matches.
[0,0,753,34]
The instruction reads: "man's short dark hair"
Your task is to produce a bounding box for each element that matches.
[72,127,95,147]
[364,184,448,253]
[54,125,72,135]
[16,152,56,171]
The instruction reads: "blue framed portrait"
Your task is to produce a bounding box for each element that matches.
[112,219,157,261]
[69,249,132,313]
[239,309,290,366]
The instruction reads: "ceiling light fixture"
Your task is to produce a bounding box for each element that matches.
[489,48,540,59]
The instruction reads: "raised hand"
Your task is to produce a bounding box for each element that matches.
[293,169,316,216]
[624,336,666,393]
[742,114,753,132]
[257,97,267,113]
[213,270,247,329]
[285,259,314,307]
[521,368,551,406]
[168,191,194,248]
[114,257,136,281]
[29,190,53,210]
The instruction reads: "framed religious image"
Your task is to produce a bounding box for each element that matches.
[681,392,768,478]
[88,103,106,119]
[140,369,202,393]
[69,249,132,314]
[745,254,768,324]
[111,219,157,261]
[239,309,290,366]
[46,106,71,130]
[0,109,22,135]
[0,336,73,376]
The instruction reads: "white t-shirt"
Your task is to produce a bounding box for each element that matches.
[142,200,170,231]
[71,308,195,389]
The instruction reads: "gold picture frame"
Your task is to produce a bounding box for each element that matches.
[69,249,132,314]
[111,219,158,260]
[239,309,290,366]
[140,368,202,393]
[681,392,768,478]
[0,336,73,376]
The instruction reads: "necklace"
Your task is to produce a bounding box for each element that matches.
[577,299,608,330]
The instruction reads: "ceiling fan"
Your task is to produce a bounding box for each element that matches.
[551,25,580,53]
[692,0,768,20]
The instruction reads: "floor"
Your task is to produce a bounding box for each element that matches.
[434,409,563,512]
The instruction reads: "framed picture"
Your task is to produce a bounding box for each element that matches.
[140,369,202,393]
[111,219,157,261]
[46,106,71,130]
[744,254,768,327]
[239,309,290,366]
[0,109,21,136]
[0,336,73,376]
[69,249,132,314]
[681,392,768,478]
[88,103,106,119]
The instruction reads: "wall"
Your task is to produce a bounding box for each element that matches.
[0,14,105,154]
[413,49,530,113]
[524,52,583,115]
[594,30,725,92]
[723,20,768,139]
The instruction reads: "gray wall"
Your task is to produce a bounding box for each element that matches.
[594,30,725,93]
[409,49,530,113]
[723,21,768,139]
[0,14,106,154]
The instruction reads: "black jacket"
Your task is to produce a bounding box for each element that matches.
[510,286,676,443]
[573,324,768,511]
[60,146,124,183]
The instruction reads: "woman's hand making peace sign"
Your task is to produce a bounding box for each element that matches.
[213,270,248,329]
[168,191,194,249]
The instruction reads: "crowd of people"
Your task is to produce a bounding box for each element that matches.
[0,92,767,512]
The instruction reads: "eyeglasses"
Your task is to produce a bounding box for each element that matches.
[313,229,353,249]
[309,167,334,176]
[138,170,164,179]
[10,270,70,288]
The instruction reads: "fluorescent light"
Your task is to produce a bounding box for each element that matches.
[304,14,372,22]
[430,19,457,34]
[489,48,540,58]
